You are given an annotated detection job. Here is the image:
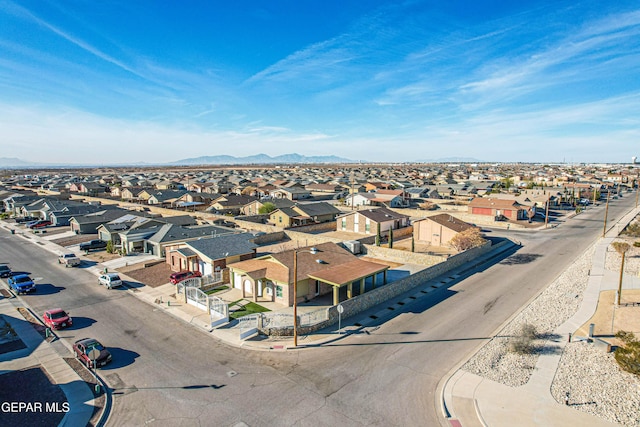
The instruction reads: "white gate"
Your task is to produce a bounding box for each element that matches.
[186,286,208,311]
[209,295,229,328]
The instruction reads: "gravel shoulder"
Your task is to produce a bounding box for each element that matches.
[462,241,640,426]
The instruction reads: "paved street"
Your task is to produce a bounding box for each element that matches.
[0,194,636,426]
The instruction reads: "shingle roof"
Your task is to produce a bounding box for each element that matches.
[185,233,258,261]
[147,224,235,243]
[417,214,474,233]
[293,202,340,217]
[338,207,408,223]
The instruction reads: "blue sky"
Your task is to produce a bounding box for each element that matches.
[1,0,639,165]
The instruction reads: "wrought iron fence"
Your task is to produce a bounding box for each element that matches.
[209,295,228,318]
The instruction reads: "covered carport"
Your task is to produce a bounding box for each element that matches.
[308,259,389,306]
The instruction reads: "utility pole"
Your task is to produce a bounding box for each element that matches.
[544,195,550,228]
[602,190,610,237]
[350,172,355,211]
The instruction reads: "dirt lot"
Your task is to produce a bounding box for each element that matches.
[119,262,172,288]
[577,289,640,343]
[51,233,99,247]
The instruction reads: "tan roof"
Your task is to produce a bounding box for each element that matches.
[308,259,388,286]
[228,242,387,285]
[416,214,474,233]
[227,258,289,283]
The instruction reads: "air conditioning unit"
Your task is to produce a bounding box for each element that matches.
[344,240,361,254]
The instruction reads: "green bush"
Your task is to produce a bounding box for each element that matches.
[106,240,114,254]
[634,241,640,248]
[614,331,640,376]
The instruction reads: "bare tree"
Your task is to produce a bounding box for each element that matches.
[450,228,486,252]
[611,241,631,305]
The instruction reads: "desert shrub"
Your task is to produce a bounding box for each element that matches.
[508,323,539,355]
[623,222,640,237]
[106,240,114,254]
[614,331,640,376]
[634,241,640,248]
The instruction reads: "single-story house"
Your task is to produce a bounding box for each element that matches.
[227,242,390,307]
[413,214,476,247]
[468,197,527,220]
[268,202,341,227]
[336,207,409,235]
[166,232,258,275]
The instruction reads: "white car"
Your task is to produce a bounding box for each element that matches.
[98,273,123,289]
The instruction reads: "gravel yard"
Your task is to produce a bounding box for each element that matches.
[462,242,640,426]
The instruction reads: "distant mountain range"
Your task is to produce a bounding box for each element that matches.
[0,154,487,168]
[170,153,353,165]
[0,157,37,167]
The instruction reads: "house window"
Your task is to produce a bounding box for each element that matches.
[276,285,283,298]
[341,218,346,230]
[365,219,370,233]
[279,216,282,223]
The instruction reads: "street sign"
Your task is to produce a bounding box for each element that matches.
[337,304,344,334]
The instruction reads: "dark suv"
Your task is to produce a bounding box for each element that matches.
[79,239,107,252]
[0,264,12,278]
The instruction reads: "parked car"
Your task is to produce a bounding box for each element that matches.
[79,239,107,252]
[0,264,12,278]
[8,274,36,294]
[73,338,112,369]
[27,220,52,229]
[98,273,123,289]
[169,270,202,284]
[15,216,38,224]
[58,253,81,267]
[43,308,73,330]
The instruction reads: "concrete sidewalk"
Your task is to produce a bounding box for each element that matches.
[440,206,640,427]
[0,298,95,427]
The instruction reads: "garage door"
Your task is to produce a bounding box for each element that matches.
[472,207,492,215]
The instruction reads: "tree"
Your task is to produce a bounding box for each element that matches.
[106,240,114,254]
[375,223,381,247]
[614,331,640,376]
[418,201,437,210]
[611,241,631,305]
[450,228,486,252]
[258,202,277,214]
[411,235,415,253]
[388,228,394,249]
[501,176,514,191]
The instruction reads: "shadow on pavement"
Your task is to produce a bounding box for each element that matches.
[67,316,97,330]
[78,261,98,269]
[34,284,66,295]
[100,348,140,370]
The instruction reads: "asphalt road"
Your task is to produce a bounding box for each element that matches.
[0,191,636,426]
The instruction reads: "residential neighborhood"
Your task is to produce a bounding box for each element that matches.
[1,161,639,427]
